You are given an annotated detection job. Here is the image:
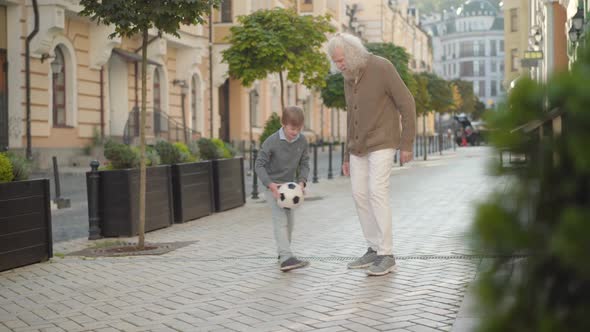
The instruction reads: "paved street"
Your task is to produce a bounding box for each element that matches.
[1,147,498,332]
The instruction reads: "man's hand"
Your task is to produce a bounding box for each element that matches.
[298,182,306,195]
[342,161,350,176]
[268,182,280,199]
[400,150,413,164]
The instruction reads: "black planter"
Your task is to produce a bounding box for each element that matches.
[171,161,214,223]
[89,165,174,237]
[212,157,245,212]
[0,179,52,272]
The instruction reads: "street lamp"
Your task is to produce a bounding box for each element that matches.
[50,57,63,76]
[569,7,585,44]
[248,89,259,173]
[172,79,189,142]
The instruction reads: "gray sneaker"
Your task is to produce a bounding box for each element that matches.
[366,255,396,276]
[347,248,378,269]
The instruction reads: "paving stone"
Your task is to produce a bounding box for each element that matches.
[0,148,497,331]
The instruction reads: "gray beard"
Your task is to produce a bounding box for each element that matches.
[342,69,357,82]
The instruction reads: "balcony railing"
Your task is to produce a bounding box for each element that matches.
[123,107,197,145]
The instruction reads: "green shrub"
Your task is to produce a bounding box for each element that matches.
[154,140,194,164]
[198,138,223,160]
[187,140,201,161]
[5,152,31,181]
[103,140,140,169]
[145,147,161,166]
[173,142,197,162]
[471,37,590,331]
[211,138,233,159]
[0,153,14,183]
[259,112,282,145]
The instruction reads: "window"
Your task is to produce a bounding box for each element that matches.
[460,61,474,76]
[52,47,66,127]
[474,40,485,56]
[511,49,519,72]
[479,80,486,97]
[490,40,497,56]
[499,61,505,73]
[220,0,232,23]
[510,8,518,32]
[460,41,474,57]
[304,0,312,4]
[491,60,496,73]
[491,80,497,97]
[500,40,504,52]
[153,69,161,112]
[191,75,201,132]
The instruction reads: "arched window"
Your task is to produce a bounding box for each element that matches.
[153,69,161,112]
[52,47,66,127]
[191,74,200,132]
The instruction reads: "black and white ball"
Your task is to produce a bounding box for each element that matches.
[277,182,304,209]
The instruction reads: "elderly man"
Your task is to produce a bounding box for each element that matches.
[327,33,416,276]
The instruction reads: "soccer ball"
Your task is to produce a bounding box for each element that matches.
[277,182,304,209]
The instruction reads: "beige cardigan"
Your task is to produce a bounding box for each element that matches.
[344,54,416,161]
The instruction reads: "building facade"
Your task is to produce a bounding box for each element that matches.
[422,0,505,109]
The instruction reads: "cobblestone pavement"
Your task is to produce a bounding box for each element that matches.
[1,147,498,332]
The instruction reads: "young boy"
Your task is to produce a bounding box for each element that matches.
[255,106,310,272]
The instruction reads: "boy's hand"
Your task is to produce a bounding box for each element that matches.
[298,182,306,195]
[268,182,280,199]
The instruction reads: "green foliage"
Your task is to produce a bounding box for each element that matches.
[5,152,31,181]
[103,140,140,169]
[452,79,477,114]
[211,138,232,159]
[222,7,335,109]
[197,138,223,160]
[145,147,161,166]
[187,140,201,160]
[0,153,14,183]
[421,72,453,113]
[321,74,346,110]
[413,73,431,115]
[472,38,590,331]
[154,140,193,164]
[259,112,282,145]
[79,0,220,39]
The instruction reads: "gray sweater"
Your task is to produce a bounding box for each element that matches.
[255,129,310,188]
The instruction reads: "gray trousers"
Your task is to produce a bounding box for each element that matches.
[265,190,294,263]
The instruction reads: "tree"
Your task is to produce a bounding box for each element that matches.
[414,73,432,160]
[79,0,220,249]
[472,44,590,330]
[321,73,346,110]
[452,79,476,114]
[321,42,416,110]
[222,8,334,110]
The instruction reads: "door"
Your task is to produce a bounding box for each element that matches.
[218,79,230,141]
[0,49,8,151]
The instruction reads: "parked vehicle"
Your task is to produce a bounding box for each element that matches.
[454,114,486,146]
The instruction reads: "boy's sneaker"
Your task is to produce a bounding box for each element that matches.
[347,247,378,269]
[366,255,396,276]
[280,257,309,272]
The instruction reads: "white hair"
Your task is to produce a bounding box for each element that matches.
[326,33,369,77]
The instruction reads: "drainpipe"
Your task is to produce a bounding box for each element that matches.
[209,8,214,138]
[100,66,105,137]
[25,0,39,160]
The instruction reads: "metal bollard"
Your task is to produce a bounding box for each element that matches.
[327,142,333,179]
[52,156,70,209]
[340,142,345,176]
[312,144,319,183]
[251,149,259,199]
[87,160,102,240]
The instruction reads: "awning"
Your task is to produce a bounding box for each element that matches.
[112,48,161,66]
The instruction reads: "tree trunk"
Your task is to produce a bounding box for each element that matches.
[423,114,427,161]
[138,29,148,249]
[279,71,285,111]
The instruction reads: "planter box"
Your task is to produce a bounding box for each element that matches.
[0,179,52,272]
[171,161,214,223]
[89,165,173,237]
[212,157,246,212]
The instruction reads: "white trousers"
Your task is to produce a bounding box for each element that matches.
[349,149,395,255]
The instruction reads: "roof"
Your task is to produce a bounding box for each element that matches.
[112,48,162,66]
[457,0,499,17]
